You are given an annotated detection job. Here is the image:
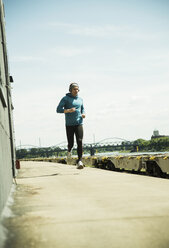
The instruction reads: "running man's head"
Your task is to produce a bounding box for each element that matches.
[69,82,79,97]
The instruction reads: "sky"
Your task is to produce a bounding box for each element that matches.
[3,0,169,148]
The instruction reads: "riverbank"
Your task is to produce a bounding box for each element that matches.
[20,151,169,178]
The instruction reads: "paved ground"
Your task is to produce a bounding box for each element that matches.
[2,161,169,248]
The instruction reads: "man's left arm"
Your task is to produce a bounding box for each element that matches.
[81,101,85,118]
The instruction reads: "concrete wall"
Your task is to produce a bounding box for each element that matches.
[0,0,15,216]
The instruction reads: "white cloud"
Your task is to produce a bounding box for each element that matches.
[69,25,128,37]
[48,22,160,41]
[48,46,94,57]
[10,56,45,63]
[48,22,130,37]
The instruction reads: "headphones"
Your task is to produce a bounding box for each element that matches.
[69,83,80,92]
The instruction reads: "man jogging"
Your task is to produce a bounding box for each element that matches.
[56,83,85,169]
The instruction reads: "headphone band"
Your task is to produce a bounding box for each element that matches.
[69,83,79,92]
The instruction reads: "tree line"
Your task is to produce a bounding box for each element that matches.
[16,137,169,159]
[131,137,169,152]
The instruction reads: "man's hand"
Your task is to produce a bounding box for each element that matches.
[69,108,76,113]
[64,108,76,113]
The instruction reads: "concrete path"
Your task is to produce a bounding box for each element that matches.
[2,161,169,248]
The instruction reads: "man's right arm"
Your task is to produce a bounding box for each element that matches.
[56,98,75,114]
[56,97,65,113]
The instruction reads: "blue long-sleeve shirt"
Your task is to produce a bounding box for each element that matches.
[56,93,85,126]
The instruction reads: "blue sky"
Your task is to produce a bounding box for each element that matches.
[3,0,169,147]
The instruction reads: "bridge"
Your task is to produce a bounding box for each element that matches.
[83,138,135,156]
[50,137,136,156]
[16,138,137,157]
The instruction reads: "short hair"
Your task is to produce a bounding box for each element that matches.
[69,83,79,92]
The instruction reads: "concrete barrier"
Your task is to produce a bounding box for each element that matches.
[25,153,169,178]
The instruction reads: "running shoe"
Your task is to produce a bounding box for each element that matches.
[67,151,72,159]
[77,160,84,169]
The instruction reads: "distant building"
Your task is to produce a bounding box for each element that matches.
[151,129,169,139]
[0,0,16,216]
[153,129,159,137]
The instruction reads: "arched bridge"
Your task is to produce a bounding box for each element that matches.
[52,137,135,156]
[83,138,135,156]
[16,138,137,158]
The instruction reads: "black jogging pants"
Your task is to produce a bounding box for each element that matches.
[66,125,83,161]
